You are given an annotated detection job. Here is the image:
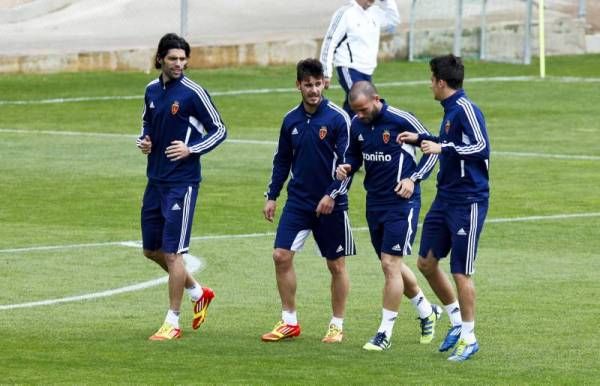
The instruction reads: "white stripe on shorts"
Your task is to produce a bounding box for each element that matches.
[402,207,414,256]
[466,203,478,274]
[290,229,311,252]
[177,186,193,254]
[344,210,355,255]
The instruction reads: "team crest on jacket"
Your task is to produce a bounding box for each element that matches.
[382,130,390,144]
[445,120,451,133]
[171,101,180,115]
[319,126,328,140]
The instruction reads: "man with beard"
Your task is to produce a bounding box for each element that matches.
[262,58,355,344]
[336,81,441,351]
[137,33,226,340]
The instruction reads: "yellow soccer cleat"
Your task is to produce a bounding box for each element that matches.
[419,304,443,344]
[261,321,301,342]
[362,332,391,351]
[149,322,182,341]
[321,324,344,343]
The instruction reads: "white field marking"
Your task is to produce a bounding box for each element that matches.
[1,128,599,161]
[2,212,600,255]
[491,151,600,161]
[1,212,599,310]
[0,254,203,311]
[0,128,132,139]
[1,76,599,105]
[0,240,138,254]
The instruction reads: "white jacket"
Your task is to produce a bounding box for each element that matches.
[320,0,400,78]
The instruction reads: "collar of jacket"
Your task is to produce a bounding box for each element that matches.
[300,97,329,117]
[158,74,186,89]
[441,88,466,110]
[371,98,388,123]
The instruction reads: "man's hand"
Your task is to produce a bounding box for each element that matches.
[397,131,418,144]
[394,178,415,199]
[315,195,335,217]
[165,140,191,161]
[336,164,352,180]
[324,77,331,90]
[263,200,277,222]
[138,135,152,154]
[421,140,442,154]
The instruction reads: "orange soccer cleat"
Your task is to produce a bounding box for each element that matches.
[261,321,301,342]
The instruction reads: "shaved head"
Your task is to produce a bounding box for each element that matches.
[349,81,379,104]
[349,81,382,124]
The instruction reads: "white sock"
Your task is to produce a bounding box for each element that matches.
[409,290,433,319]
[330,316,344,329]
[377,308,398,338]
[444,301,462,327]
[282,310,297,325]
[186,282,203,302]
[460,320,476,344]
[165,309,180,328]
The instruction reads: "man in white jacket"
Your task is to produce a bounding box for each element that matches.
[320,0,400,116]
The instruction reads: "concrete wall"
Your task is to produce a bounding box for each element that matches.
[0,17,590,74]
[410,17,587,62]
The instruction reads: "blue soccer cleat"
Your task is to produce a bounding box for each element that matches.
[439,325,461,352]
[447,339,479,361]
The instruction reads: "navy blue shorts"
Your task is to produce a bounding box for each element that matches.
[141,183,199,254]
[336,66,372,117]
[274,206,356,260]
[366,205,420,258]
[419,198,488,275]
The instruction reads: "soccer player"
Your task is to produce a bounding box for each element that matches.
[261,58,354,344]
[320,0,400,117]
[137,33,227,340]
[336,81,441,351]
[398,54,490,361]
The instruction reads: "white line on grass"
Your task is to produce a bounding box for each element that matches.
[2,212,599,255]
[1,212,599,311]
[1,76,599,105]
[1,128,599,161]
[490,151,600,161]
[0,254,203,311]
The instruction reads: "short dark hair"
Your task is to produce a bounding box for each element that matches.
[429,54,464,89]
[349,80,378,103]
[296,58,324,82]
[155,33,191,69]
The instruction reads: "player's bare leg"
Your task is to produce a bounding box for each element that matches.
[143,249,197,288]
[418,251,463,352]
[164,252,186,312]
[400,262,442,344]
[363,253,403,351]
[262,248,301,342]
[326,257,348,319]
[322,257,348,343]
[417,251,456,305]
[273,248,296,311]
[148,251,186,341]
[453,273,475,322]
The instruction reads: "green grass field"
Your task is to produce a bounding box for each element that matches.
[1,55,599,384]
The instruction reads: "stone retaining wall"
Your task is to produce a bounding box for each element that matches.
[0,17,590,74]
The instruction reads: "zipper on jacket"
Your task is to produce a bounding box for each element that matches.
[347,42,353,62]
